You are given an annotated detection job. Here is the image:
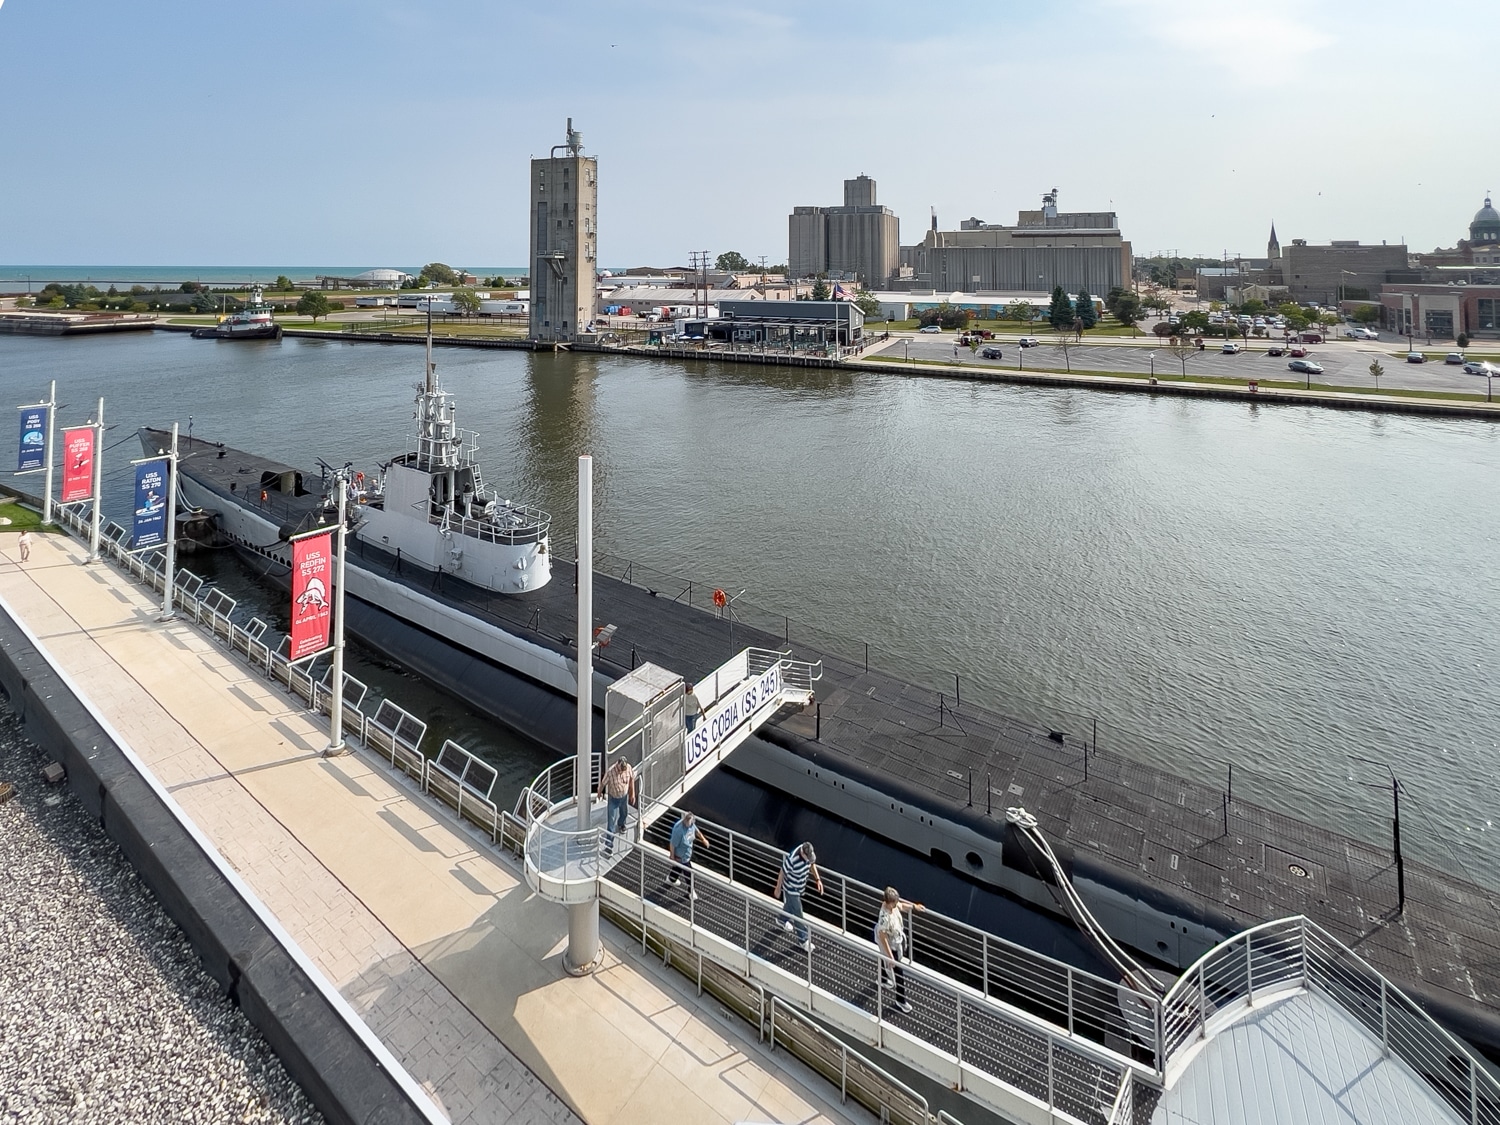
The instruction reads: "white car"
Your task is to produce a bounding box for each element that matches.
[1221,341,1243,354]
[918,324,941,334]
[1017,336,1043,348]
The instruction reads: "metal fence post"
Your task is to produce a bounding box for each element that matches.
[981,937,990,1000]
[841,878,848,935]
[1380,978,1389,1057]
[1046,1036,1055,1109]
[1066,967,1075,1035]
[1245,931,1254,1005]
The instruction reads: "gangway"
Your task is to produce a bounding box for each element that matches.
[520,646,819,904]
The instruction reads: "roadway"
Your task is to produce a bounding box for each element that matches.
[885,328,1496,395]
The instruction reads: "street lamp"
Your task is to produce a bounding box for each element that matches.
[901,339,910,363]
[1149,351,1156,377]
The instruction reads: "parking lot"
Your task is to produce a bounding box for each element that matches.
[886,331,1495,395]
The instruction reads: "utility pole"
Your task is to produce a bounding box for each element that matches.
[328,466,348,755]
[87,397,104,562]
[161,422,179,620]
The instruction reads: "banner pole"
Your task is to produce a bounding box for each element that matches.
[328,470,347,755]
[161,422,179,621]
[87,397,103,562]
[566,453,599,975]
[43,380,55,526]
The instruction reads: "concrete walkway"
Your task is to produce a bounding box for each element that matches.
[0,529,861,1125]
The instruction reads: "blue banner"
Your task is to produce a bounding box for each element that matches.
[133,458,168,549]
[17,406,47,472]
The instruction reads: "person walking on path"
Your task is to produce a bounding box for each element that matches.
[775,842,823,952]
[667,811,708,900]
[597,757,636,858]
[16,530,32,563]
[875,886,924,1014]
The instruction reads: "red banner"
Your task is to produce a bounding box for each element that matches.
[61,426,95,502]
[289,531,333,661]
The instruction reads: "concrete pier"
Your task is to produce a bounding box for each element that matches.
[0,529,859,1125]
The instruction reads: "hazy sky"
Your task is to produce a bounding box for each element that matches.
[2,0,1495,268]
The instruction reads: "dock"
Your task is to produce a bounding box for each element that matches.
[0,530,866,1125]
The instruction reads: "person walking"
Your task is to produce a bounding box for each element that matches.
[667,811,708,900]
[16,530,32,563]
[774,842,822,952]
[875,886,924,1014]
[597,756,635,858]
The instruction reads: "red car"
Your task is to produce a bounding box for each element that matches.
[1289,346,1309,358]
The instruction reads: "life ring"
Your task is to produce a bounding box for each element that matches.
[712,588,727,608]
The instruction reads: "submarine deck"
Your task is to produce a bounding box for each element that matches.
[171,432,1500,1046]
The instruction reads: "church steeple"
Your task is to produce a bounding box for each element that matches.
[1268,222,1281,260]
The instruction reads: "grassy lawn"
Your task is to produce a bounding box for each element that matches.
[863,354,1493,402]
[0,500,44,531]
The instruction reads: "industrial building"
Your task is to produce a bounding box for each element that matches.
[787,175,900,288]
[897,190,1131,296]
[529,119,597,342]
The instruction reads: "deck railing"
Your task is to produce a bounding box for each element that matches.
[1156,915,1500,1125]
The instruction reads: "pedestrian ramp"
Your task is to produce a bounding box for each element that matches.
[519,647,819,905]
[601,811,1162,1125]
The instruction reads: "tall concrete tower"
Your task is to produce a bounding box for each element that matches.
[529,119,597,342]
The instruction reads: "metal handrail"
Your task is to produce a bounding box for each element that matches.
[768,997,931,1125]
[644,808,1163,1065]
[608,836,1139,1122]
[1159,915,1500,1124]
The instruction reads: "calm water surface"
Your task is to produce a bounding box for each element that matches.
[3,331,1497,874]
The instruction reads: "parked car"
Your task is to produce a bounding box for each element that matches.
[1288,359,1324,375]
[1017,336,1042,347]
[1298,332,1324,343]
[918,324,941,333]
[1461,361,1492,375]
[1356,327,1379,339]
[1267,346,1286,357]
[1342,328,1363,339]
[1289,346,1309,358]
[1221,342,1243,354]
[1406,352,1427,363]
[1445,352,1466,365]
[980,346,1003,360]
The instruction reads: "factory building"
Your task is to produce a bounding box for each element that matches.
[529,119,597,342]
[896,190,1131,296]
[787,175,900,288]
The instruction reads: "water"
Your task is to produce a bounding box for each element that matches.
[3,331,1498,877]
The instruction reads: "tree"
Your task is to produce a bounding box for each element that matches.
[419,262,459,286]
[1105,286,1126,315]
[1352,305,1380,325]
[296,291,332,321]
[1241,298,1267,316]
[1053,329,1074,372]
[854,290,882,319]
[1153,320,1175,338]
[1180,311,1209,334]
[451,287,482,316]
[1047,286,1073,330]
[1075,287,1098,330]
[1006,301,1037,325]
[274,275,295,292]
[916,303,970,330]
[715,251,750,272]
[1112,291,1143,335]
[1369,359,1384,392]
[1165,338,1196,378]
[810,277,831,301]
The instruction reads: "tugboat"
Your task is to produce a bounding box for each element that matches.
[191,285,283,340]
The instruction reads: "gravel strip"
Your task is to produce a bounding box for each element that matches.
[0,703,323,1125]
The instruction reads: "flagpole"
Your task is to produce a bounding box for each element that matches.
[43,380,55,526]
[327,469,348,756]
[161,422,179,621]
[88,397,103,562]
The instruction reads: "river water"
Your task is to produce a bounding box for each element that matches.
[3,331,1498,876]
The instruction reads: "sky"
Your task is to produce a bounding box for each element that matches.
[1,0,1496,269]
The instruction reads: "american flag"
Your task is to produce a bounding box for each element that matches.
[832,284,854,300]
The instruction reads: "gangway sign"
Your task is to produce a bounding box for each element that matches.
[521,647,819,905]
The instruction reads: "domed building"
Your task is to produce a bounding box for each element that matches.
[1469,196,1500,265]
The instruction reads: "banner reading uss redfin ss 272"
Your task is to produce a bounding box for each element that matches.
[289,530,333,661]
